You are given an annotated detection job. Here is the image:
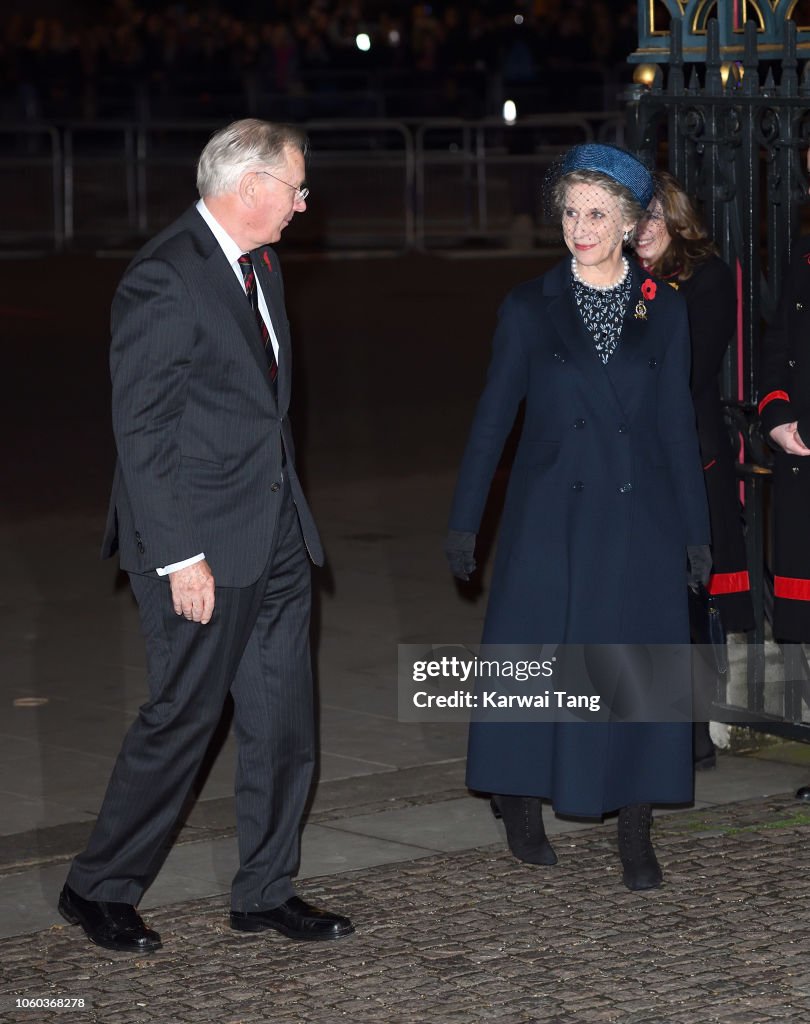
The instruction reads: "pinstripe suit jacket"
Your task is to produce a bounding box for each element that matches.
[101,205,324,587]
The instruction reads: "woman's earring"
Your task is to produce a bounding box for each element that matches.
[623,229,632,243]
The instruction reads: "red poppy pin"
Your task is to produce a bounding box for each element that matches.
[635,278,657,320]
[262,251,273,272]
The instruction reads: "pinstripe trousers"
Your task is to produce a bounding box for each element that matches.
[67,478,315,912]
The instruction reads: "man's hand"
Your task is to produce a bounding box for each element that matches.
[169,560,216,624]
[770,421,810,456]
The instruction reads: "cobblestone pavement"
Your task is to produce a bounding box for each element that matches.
[4,794,810,1024]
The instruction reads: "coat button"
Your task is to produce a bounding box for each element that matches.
[789,359,797,368]
[618,423,628,433]
[135,531,142,540]
[618,482,633,494]
[648,358,657,368]
[553,351,566,363]
[573,418,586,429]
[270,482,281,492]
[571,480,584,492]
[797,302,804,311]
[137,542,145,554]
[793,466,801,475]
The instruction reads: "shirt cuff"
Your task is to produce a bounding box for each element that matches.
[156,553,206,576]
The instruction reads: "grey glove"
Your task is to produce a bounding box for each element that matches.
[687,545,712,590]
[444,530,477,581]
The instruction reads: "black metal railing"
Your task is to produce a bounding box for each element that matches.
[627,16,810,734]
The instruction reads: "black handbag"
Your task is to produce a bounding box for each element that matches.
[689,583,728,721]
[688,583,728,673]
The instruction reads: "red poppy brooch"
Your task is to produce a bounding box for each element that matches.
[635,278,657,320]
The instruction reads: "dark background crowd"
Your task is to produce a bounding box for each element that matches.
[0,0,639,122]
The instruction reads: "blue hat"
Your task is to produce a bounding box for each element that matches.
[560,144,654,209]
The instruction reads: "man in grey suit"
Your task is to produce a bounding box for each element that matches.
[59,119,353,952]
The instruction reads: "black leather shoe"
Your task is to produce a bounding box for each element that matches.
[58,884,161,953]
[230,896,354,941]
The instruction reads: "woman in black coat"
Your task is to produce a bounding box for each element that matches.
[445,145,710,891]
[633,172,755,765]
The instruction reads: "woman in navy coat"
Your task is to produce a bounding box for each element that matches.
[445,145,710,891]
[633,171,754,767]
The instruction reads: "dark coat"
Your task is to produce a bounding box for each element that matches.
[449,259,710,816]
[100,205,323,587]
[679,255,753,632]
[759,236,810,640]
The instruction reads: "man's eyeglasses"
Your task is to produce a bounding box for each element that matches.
[257,170,309,202]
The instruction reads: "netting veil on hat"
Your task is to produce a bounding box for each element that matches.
[560,144,654,210]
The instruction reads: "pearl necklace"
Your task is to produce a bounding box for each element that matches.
[571,256,629,292]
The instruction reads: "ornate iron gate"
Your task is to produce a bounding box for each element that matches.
[625,10,810,735]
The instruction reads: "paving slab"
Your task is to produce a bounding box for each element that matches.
[0,821,440,940]
[691,755,810,804]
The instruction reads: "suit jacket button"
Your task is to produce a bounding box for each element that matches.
[271,482,281,492]
[789,359,797,368]
[793,466,801,475]
[571,480,584,492]
[797,302,804,311]
[618,423,628,433]
[573,418,586,429]
[618,482,633,494]
[648,358,657,368]
[137,542,145,553]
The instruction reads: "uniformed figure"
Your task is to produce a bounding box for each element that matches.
[634,171,754,767]
[759,228,810,641]
[444,145,710,892]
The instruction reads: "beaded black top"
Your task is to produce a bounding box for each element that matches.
[571,268,632,365]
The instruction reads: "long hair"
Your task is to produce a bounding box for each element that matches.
[646,170,717,281]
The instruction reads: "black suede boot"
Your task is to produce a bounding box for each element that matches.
[617,803,662,891]
[490,794,558,865]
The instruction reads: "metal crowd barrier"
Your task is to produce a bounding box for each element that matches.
[0,125,63,250]
[414,114,623,248]
[0,114,623,255]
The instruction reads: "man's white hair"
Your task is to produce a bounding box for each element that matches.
[196,118,308,198]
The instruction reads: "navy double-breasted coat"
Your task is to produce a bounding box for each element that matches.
[449,259,710,816]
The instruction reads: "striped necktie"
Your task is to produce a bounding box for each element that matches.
[237,252,279,388]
